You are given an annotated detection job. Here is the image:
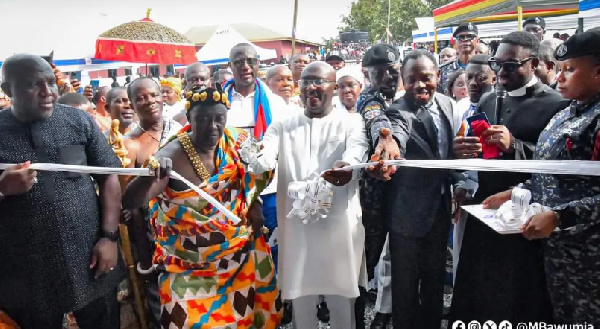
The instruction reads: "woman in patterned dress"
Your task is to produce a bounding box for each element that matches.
[484,30,600,325]
[123,86,282,328]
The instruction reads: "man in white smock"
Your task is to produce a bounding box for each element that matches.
[248,62,368,329]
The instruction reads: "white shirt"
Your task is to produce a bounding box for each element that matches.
[162,101,184,122]
[250,106,368,299]
[227,85,291,195]
[507,76,539,97]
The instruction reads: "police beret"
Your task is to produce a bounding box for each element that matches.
[453,23,478,37]
[523,16,546,29]
[554,30,600,61]
[362,44,400,67]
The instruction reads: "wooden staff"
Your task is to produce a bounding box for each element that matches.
[107,119,149,329]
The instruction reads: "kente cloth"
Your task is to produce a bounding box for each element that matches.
[223,79,273,140]
[149,127,282,329]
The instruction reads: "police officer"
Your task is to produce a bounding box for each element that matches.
[487,30,600,324]
[439,23,479,95]
[357,43,403,278]
[356,43,406,329]
[523,16,546,41]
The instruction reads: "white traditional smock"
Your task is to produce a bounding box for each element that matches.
[250,106,368,300]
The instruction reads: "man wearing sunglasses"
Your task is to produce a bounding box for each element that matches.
[439,23,479,95]
[451,31,568,323]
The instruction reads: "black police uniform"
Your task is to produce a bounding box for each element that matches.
[438,23,478,95]
[356,44,401,280]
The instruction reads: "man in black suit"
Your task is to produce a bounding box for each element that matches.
[385,50,459,329]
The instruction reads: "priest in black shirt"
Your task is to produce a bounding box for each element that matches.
[451,32,569,323]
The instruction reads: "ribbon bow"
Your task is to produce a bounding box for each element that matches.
[287,174,334,224]
[239,137,262,164]
[495,187,550,230]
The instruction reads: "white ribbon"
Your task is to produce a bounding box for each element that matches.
[287,174,334,224]
[0,163,243,225]
[4,158,600,227]
[239,137,262,165]
[335,159,600,176]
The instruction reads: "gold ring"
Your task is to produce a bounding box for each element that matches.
[148,157,160,170]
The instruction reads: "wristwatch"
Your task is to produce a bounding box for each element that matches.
[101,228,120,242]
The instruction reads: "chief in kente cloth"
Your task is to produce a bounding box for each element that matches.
[356,44,404,280]
[451,32,569,322]
[488,30,600,325]
[0,54,124,328]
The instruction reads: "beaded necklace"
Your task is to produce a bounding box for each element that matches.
[177,132,211,182]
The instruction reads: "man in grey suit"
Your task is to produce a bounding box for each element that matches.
[385,50,460,329]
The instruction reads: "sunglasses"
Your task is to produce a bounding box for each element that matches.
[231,58,259,67]
[488,56,535,73]
[298,78,335,87]
[456,34,477,41]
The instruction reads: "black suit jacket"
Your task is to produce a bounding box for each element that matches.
[386,93,458,237]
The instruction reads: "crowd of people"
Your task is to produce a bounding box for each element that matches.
[0,15,599,329]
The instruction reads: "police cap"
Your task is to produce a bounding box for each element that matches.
[523,16,546,29]
[362,44,400,67]
[453,23,478,37]
[325,54,345,62]
[554,30,600,61]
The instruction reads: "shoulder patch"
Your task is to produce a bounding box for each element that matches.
[364,109,382,120]
[364,103,383,112]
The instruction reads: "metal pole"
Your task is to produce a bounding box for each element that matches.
[292,0,299,56]
[517,6,523,31]
[434,29,439,54]
[387,0,391,44]
[578,17,585,32]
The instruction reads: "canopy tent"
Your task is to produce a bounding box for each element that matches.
[580,0,600,30]
[196,25,277,65]
[433,0,579,27]
[0,57,133,73]
[475,13,600,37]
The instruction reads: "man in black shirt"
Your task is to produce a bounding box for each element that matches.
[0,54,124,329]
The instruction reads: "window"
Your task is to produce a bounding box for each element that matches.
[108,69,117,78]
[150,66,159,78]
[166,65,174,76]
[124,68,132,76]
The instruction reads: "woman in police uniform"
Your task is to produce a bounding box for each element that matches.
[486,30,600,324]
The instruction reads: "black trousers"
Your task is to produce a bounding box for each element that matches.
[389,204,450,329]
[4,289,119,329]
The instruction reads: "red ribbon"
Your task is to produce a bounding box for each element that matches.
[470,119,501,159]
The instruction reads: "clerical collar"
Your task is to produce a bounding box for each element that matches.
[507,76,538,97]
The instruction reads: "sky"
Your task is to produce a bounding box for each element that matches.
[0,0,355,60]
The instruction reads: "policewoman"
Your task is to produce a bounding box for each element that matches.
[489,30,600,324]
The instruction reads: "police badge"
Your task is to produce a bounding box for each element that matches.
[556,44,567,57]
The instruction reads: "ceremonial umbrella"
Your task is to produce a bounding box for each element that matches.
[95,9,196,64]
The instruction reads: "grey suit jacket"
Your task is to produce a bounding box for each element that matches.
[386,92,458,237]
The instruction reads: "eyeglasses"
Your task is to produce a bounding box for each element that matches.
[488,56,535,73]
[298,78,335,87]
[231,58,259,67]
[456,34,477,41]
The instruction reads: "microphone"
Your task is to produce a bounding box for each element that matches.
[494,84,506,125]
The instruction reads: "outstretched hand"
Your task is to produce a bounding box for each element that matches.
[368,128,401,181]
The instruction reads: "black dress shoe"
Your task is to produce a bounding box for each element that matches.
[281,301,293,325]
[370,312,391,329]
[317,301,330,323]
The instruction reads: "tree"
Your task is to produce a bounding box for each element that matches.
[340,0,453,42]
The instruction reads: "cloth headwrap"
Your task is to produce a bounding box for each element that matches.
[160,77,183,101]
[222,78,272,140]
